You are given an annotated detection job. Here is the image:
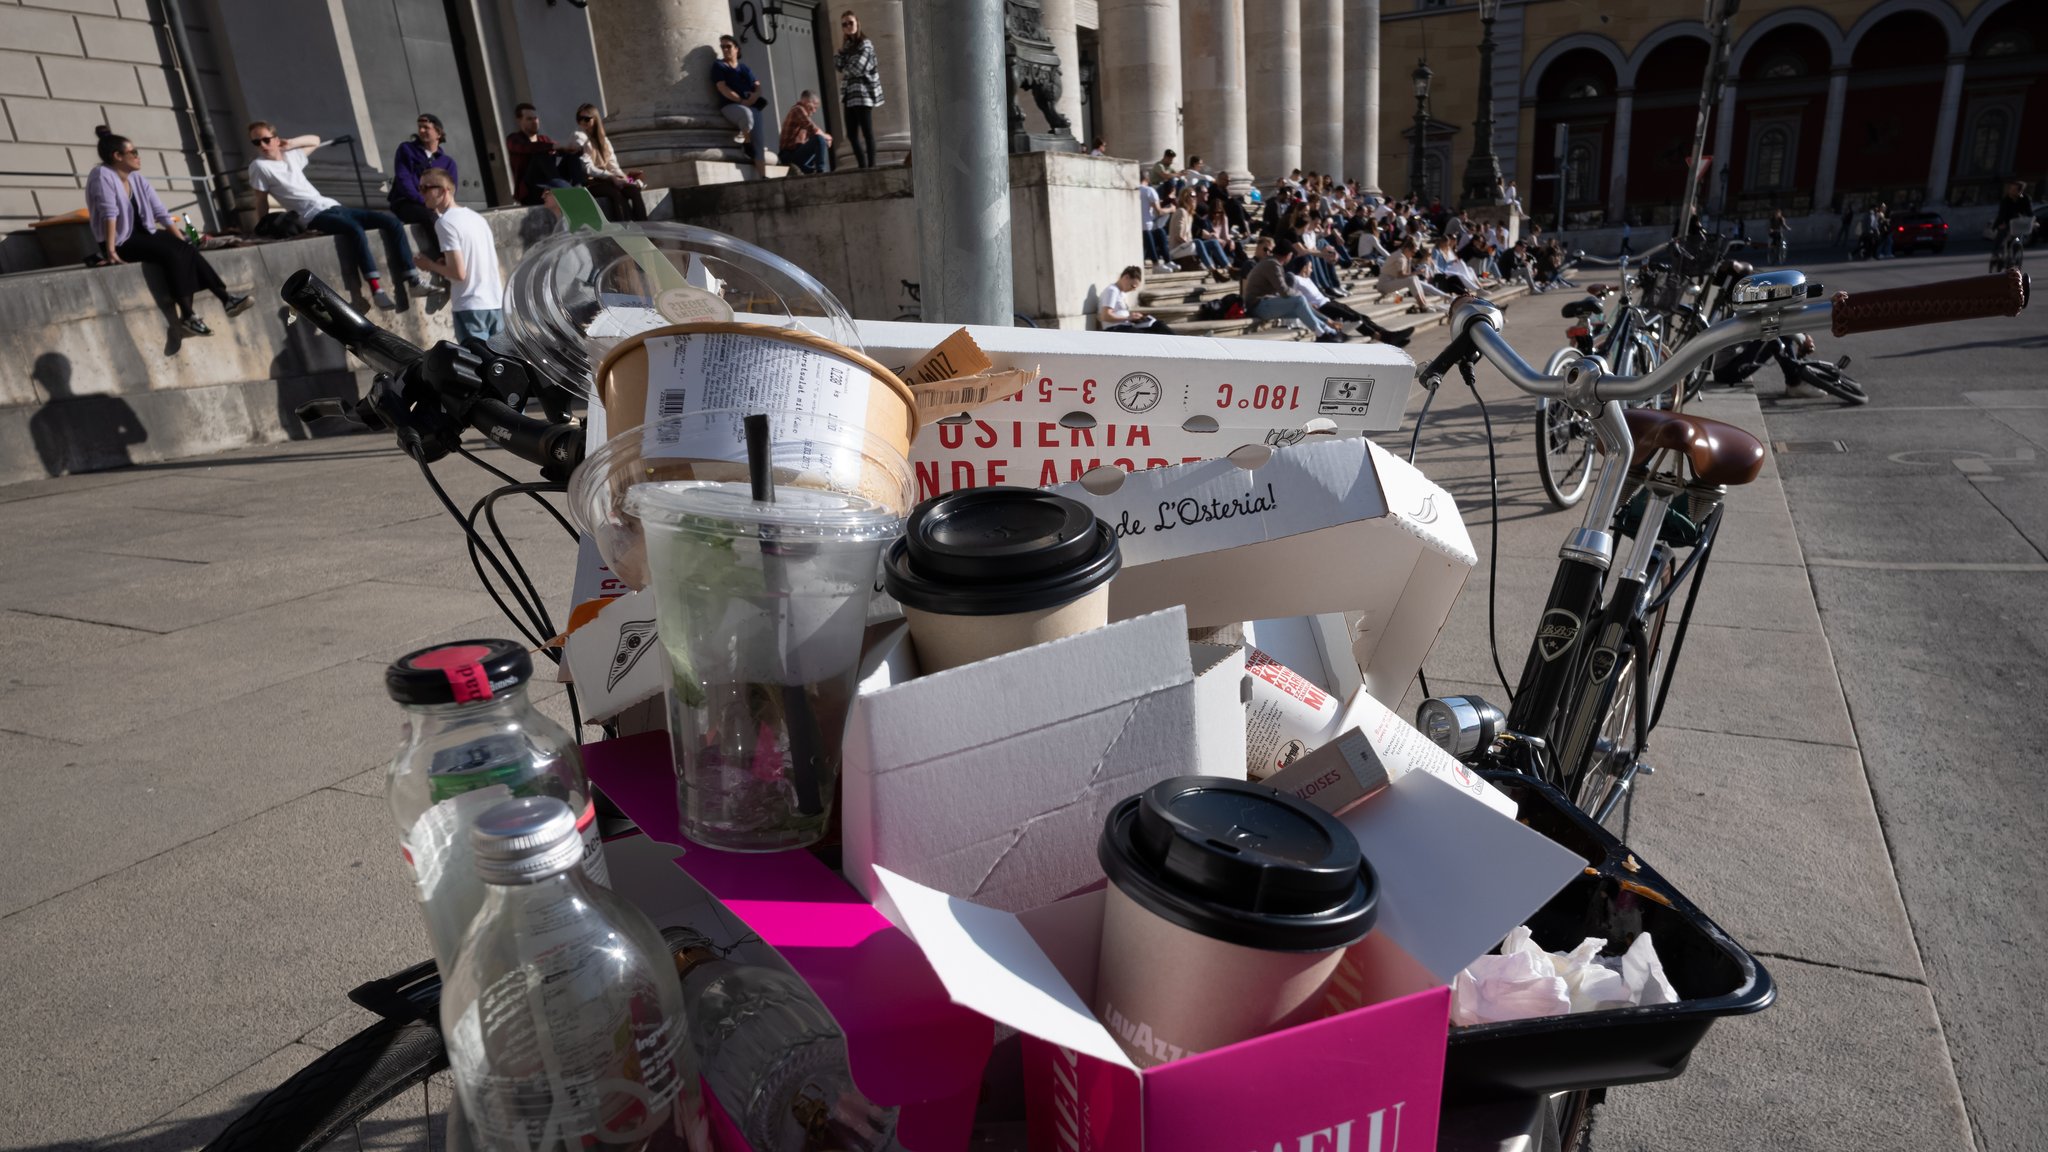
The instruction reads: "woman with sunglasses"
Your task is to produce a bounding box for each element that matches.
[388,113,457,231]
[833,9,883,168]
[574,104,646,221]
[86,133,249,336]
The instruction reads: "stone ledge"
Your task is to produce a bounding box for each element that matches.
[0,205,557,486]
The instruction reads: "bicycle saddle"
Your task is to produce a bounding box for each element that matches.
[1623,408,1766,486]
[1560,297,1605,319]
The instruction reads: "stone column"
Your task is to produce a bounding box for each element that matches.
[1926,54,1967,206]
[1814,68,1849,211]
[1246,0,1302,186]
[1180,0,1249,186]
[1038,0,1086,137]
[1098,0,1183,163]
[833,0,914,166]
[1343,0,1381,194]
[1707,83,1737,216]
[1299,0,1342,178]
[1607,90,1633,224]
[588,0,754,185]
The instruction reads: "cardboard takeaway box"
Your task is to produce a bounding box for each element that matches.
[845,318,1414,498]
[872,756,1589,1152]
[1051,432,1477,708]
[842,608,1248,916]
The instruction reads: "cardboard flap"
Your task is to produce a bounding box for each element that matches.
[1052,435,1391,565]
[1343,769,1586,983]
[876,866,1136,1071]
[850,608,1193,768]
[1365,440,1478,566]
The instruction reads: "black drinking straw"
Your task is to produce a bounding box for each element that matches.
[745,414,825,817]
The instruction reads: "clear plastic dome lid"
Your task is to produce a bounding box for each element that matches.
[504,223,862,401]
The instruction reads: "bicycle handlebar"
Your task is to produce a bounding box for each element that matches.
[1428,270,2031,405]
[280,268,426,377]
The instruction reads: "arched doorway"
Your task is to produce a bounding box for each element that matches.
[1950,1,2048,205]
[1837,8,1952,210]
[1530,46,1621,226]
[1624,35,1709,227]
[1726,22,1832,220]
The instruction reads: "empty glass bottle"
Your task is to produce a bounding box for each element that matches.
[442,796,709,1152]
[663,927,901,1152]
[385,638,608,974]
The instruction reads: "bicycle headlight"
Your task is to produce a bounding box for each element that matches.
[1416,695,1505,762]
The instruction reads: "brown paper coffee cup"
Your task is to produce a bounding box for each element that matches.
[901,584,1111,673]
[1094,882,1349,1068]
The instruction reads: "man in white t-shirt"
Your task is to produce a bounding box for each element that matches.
[246,120,424,310]
[410,170,503,344]
[1138,179,1172,273]
[1097,266,1176,335]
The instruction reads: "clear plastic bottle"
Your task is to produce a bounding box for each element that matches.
[443,796,710,1152]
[662,928,901,1152]
[384,639,608,975]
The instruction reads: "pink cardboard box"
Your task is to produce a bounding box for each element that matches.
[871,766,1589,1152]
[584,731,995,1151]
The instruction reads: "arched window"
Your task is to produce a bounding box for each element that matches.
[1754,126,1790,190]
[1967,107,2011,177]
[1565,140,1596,203]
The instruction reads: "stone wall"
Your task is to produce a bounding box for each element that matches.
[0,206,557,485]
[0,0,231,274]
[665,151,1141,329]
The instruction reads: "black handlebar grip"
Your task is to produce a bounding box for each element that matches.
[466,398,585,481]
[279,269,425,377]
[1419,326,1478,385]
[1831,270,2029,338]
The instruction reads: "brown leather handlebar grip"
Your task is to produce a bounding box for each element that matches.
[1831,270,2029,338]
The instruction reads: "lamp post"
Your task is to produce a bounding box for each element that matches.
[1461,0,1503,206]
[1411,58,1432,201]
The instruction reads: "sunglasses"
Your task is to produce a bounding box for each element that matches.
[577,114,595,122]
[250,135,276,145]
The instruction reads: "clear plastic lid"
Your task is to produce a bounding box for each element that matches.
[503,223,861,400]
[624,481,902,542]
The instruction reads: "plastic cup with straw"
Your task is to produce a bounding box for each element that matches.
[625,413,902,851]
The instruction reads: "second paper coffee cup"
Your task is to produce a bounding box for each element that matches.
[882,487,1120,672]
[1094,776,1378,1067]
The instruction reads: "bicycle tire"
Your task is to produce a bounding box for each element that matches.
[201,1017,448,1152]
[1799,360,1869,406]
[1536,349,1594,509]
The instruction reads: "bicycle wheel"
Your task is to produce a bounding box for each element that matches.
[1535,349,1594,509]
[1799,359,1869,406]
[201,1017,449,1152]
[1572,552,1675,841]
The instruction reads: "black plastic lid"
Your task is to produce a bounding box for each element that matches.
[386,639,533,706]
[1099,776,1378,953]
[882,487,1120,615]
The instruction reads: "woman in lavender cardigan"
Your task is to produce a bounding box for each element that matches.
[87,133,249,335]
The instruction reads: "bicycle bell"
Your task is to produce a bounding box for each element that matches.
[1729,269,1810,312]
[1416,695,1505,763]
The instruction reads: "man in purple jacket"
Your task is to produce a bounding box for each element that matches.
[389,112,459,230]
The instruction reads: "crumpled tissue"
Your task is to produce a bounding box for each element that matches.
[1451,925,1679,1026]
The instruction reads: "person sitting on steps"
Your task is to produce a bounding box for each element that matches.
[1098,266,1179,335]
[714,35,772,176]
[1244,237,1346,341]
[504,103,587,206]
[246,120,425,311]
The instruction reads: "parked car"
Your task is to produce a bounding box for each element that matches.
[1890,210,1948,254]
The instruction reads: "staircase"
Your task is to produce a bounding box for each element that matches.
[1132,261,1531,342]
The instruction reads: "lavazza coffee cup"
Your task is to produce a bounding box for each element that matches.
[882,487,1121,673]
[1094,776,1379,1068]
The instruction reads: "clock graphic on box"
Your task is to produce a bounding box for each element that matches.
[1115,370,1163,414]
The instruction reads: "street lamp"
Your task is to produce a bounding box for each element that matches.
[1411,58,1433,201]
[1461,0,1505,207]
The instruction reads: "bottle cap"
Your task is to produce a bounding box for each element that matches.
[1099,776,1377,952]
[386,639,532,706]
[883,487,1120,615]
[471,796,585,884]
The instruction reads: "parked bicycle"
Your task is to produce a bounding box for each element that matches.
[1407,266,2029,1149]
[1713,330,1867,406]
